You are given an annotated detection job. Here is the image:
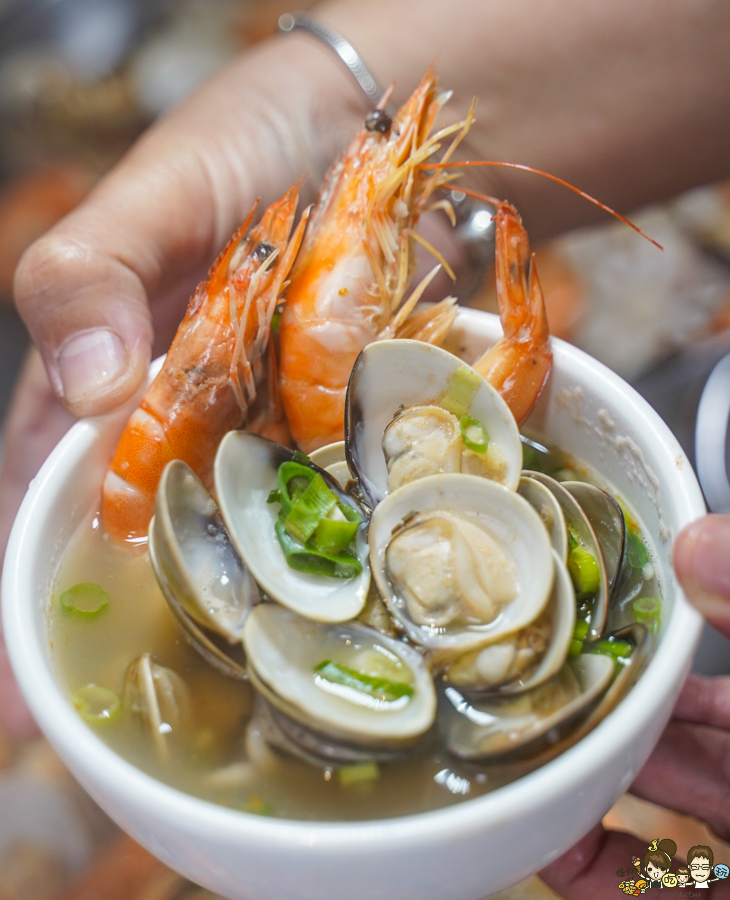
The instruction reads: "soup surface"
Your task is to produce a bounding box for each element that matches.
[49,439,660,821]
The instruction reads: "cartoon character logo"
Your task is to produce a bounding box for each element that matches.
[688,844,714,888]
[617,838,728,893]
[643,838,677,888]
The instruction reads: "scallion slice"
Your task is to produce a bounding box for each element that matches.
[568,546,600,596]
[440,366,481,417]
[72,684,120,724]
[275,522,362,578]
[60,583,110,618]
[314,660,413,702]
[459,415,489,453]
[626,529,649,570]
[312,517,359,555]
[276,461,316,513]
[586,639,633,662]
[632,596,661,631]
[338,762,380,786]
[282,474,338,544]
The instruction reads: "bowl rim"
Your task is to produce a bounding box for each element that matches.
[2,309,706,849]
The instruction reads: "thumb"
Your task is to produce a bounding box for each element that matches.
[673,514,730,637]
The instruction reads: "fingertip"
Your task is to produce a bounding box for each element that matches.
[673,514,730,631]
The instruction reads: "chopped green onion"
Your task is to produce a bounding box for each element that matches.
[338,762,380,786]
[266,488,281,504]
[60,583,110,618]
[568,546,600,596]
[315,660,413,702]
[459,415,489,453]
[568,619,590,656]
[277,461,316,513]
[632,596,661,631]
[292,450,311,465]
[275,522,362,578]
[282,474,338,544]
[72,684,120,725]
[568,638,584,657]
[440,366,481,417]
[312,516,359,555]
[627,529,649,570]
[587,639,634,662]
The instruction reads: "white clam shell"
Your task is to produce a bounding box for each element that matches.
[346,340,522,507]
[215,432,370,623]
[441,653,615,760]
[309,441,350,488]
[369,474,554,655]
[523,471,609,640]
[243,605,437,746]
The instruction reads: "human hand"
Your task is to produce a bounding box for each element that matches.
[539,514,730,898]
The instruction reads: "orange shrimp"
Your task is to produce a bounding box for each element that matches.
[471,201,552,425]
[279,68,468,453]
[102,183,309,541]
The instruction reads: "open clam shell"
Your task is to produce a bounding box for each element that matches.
[243,605,437,749]
[440,653,615,760]
[517,476,568,561]
[444,551,576,695]
[523,472,609,641]
[369,474,554,656]
[149,460,258,679]
[345,339,522,508]
[215,432,370,623]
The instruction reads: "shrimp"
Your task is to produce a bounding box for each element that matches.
[471,201,552,425]
[102,183,309,541]
[279,68,468,453]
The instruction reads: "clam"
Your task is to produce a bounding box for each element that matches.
[368,474,555,659]
[243,604,437,761]
[214,432,370,623]
[123,653,191,763]
[522,471,610,640]
[345,339,522,508]
[517,476,568,562]
[149,460,258,679]
[443,551,576,694]
[440,652,615,760]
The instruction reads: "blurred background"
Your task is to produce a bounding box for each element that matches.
[0,0,729,897]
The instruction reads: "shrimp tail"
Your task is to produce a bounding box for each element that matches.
[473,203,552,424]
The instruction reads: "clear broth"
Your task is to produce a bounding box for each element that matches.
[49,441,660,821]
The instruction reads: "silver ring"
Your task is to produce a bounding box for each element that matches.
[278,12,388,111]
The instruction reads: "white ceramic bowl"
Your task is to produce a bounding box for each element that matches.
[3,308,706,900]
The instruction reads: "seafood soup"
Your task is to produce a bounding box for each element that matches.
[49,341,661,822]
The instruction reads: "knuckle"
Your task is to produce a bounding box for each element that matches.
[13,231,91,319]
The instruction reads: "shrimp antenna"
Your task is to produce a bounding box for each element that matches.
[420,160,663,250]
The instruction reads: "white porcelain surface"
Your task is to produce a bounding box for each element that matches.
[2,308,706,900]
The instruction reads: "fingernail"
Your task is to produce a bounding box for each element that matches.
[58,329,127,405]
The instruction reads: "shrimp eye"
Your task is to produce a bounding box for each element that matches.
[252,241,276,264]
[365,109,392,134]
